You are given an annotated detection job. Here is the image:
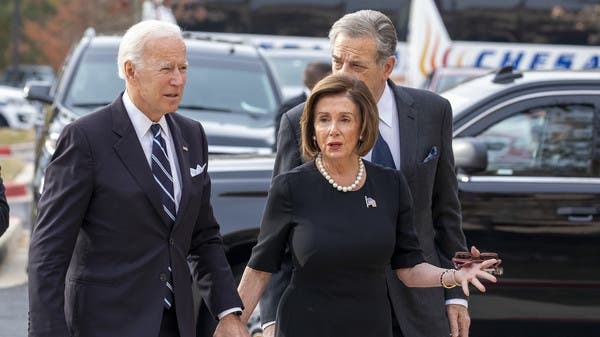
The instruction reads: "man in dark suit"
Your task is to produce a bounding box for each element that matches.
[0,165,8,237]
[261,10,469,337]
[28,20,248,337]
[274,61,331,142]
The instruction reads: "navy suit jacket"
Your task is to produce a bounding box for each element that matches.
[28,94,242,337]
[263,80,467,337]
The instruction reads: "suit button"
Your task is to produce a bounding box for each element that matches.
[159,273,167,282]
[169,238,175,246]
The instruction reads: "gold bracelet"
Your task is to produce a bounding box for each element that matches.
[440,269,456,289]
[451,269,461,286]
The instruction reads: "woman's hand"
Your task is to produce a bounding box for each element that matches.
[454,258,498,296]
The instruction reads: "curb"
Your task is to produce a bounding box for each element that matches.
[3,162,33,198]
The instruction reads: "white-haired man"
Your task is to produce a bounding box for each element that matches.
[28,20,248,337]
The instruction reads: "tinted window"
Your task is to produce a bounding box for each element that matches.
[64,49,123,112]
[63,46,278,118]
[183,57,278,116]
[476,104,597,177]
[437,0,600,45]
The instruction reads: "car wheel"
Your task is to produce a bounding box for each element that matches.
[0,114,8,127]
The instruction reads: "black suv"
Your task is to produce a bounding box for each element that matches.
[25,28,282,202]
[202,68,600,337]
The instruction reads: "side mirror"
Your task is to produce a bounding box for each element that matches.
[24,80,53,104]
[453,137,488,174]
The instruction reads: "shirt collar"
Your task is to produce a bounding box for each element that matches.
[377,83,394,128]
[122,90,170,139]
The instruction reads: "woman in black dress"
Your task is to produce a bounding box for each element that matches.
[235,74,497,337]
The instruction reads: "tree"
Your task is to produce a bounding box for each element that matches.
[0,0,137,74]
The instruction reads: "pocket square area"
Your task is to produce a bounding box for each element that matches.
[190,163,206,177]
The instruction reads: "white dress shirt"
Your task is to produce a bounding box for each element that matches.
[123,91,182,210]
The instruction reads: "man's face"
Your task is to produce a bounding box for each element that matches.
[126,36,187,121]
[331,34,394,102]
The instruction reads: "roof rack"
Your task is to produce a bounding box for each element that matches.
[84,27,96,38]
[182,31,247,45]
[492,65,523,84]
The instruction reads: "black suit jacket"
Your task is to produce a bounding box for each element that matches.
[262,80,467,337]
[0,172,8,237]
[274,92,307,146]
[28,95,242,337]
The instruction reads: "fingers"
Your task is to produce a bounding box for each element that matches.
[470,246,481,257]
[447,307,459,337]
[459,319,470,337]
[461,279,470,296]
[470,277,487,293]
[477,270,497,283]
[481,258,497,269]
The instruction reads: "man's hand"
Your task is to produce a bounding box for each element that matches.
[447,304,470,337]
[213,314,250,337]
[262,324,275,337]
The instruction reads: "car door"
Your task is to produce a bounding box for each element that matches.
[454,92,600,336]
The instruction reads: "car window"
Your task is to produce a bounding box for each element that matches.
[63,48,278,118]
[475,103,597,177]
[64,49,123,112]
[183,58,277,116]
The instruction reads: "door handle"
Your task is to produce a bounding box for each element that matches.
[557,207,598,223]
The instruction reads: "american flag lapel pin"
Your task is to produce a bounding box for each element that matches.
[365,196,377,208]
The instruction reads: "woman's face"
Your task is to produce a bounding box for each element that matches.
[313,93,361,162]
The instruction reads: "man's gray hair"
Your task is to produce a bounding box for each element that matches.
[118,20,183,79]
[328,10,397,65]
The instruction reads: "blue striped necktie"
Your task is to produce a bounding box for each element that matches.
[372,132,396,169]
[150,123,176,309]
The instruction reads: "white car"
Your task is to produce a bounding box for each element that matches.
[0,85,38,129]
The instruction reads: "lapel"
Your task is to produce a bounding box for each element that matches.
[166,114,191,231]
[389,80,417,181]
[111,94,170,227]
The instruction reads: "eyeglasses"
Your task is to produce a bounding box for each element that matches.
[452,252,503,276]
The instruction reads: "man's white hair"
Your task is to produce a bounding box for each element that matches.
[117,20,183,79]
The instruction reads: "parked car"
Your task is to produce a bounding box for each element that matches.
[0,85,39,129]
[260,47,331,100]
[0,64,55,88]
[25,28,282,203]
[423,66,491,93]
[201,67,600,337]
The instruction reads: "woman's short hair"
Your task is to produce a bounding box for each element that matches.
[118,20,183,79]
[301,74,379,160]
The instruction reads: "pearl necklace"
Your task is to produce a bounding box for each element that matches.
[316,152,364,192]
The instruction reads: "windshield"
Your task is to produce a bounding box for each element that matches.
[266,53,330,88]
[183,56,278,117]
[64,47,278,118]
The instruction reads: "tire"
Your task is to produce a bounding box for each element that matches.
[0,114,9,127]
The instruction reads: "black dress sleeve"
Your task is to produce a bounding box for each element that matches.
[390,170,425,269]
[248,173,294,272]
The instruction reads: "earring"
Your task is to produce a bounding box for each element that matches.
[312,136,316,140]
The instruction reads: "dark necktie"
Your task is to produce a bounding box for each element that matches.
[150,124,176,309]
[371,132,396,169]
